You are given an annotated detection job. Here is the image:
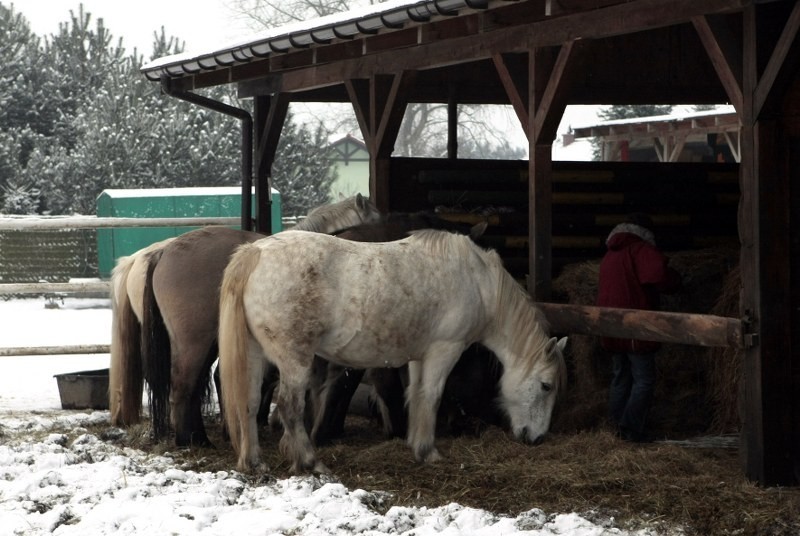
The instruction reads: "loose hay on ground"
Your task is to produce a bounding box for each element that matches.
[98,414,800,536]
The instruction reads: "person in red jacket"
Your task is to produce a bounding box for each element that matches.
[597,213,681,442]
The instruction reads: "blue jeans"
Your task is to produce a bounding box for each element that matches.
[609,352,656,441]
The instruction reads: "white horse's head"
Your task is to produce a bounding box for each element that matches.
[500,336,567,445]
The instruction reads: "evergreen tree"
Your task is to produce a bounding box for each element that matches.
[598,104,673,121]
[0,2,361,217]
[272,115,336,216]
[0,5,50,196]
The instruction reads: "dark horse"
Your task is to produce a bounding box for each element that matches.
[109,194,380,446]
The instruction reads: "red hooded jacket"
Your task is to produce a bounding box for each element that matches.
[597,223,681,354]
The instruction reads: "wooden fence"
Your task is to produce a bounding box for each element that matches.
[0,215,240,358]
[0,210,745,358]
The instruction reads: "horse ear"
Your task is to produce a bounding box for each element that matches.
[470,221,488,239]
[544,336,568,355]
[355,192,365,208]
[338,192,345,201]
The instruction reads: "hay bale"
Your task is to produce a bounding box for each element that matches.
[551,247,740,438]
[706,265,742,434]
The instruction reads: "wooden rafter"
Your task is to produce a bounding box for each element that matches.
[753,0,800,117]
[492,53,529,137]
[692,15,744,113]
[531,39,584,145]
[255,92,291,179]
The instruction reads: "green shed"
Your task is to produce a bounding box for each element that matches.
[96,186,281,278]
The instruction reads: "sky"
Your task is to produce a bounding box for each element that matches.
[18,0,247,57]
[0,297,663,535]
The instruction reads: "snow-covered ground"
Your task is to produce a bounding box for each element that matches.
[0,297,662,535]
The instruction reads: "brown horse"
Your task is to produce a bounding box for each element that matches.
[109,194,379,445]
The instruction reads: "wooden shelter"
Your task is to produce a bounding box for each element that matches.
[141,0,800,486]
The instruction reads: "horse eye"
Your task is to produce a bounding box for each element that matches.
[541,382,552,392]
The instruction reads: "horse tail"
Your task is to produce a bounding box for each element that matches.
[219,243,262,469]
[141,248,172,441]
[109,255,143,426]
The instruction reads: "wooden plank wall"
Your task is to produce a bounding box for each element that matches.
[389,158,740,279]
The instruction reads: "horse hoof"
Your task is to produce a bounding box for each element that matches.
[238,460,268,473]
[414,444,443,463]
[424,449,444,463]
[313,461,331,475]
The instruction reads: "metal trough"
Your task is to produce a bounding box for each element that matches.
[54,368,109,410]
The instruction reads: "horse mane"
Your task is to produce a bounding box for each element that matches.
[492,257,567,391]
[407,228,496,265]
[408,229,565,390]
[294,194,377,233]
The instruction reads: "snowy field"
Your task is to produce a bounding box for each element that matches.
[0,297,665,535]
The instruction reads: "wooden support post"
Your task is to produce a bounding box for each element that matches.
[527,41,585,300]
[346,72,416,212]
[253,92,290,234]
[738,2,800,486]
[447,87,458,160]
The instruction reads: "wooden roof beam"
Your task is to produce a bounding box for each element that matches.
[492,53,529,138]
[692,15,744,112]
[242,0,748,95]
[753,0,800,117]
[531,39,586,145]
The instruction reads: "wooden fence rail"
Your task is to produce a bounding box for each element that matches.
[0,214,241,357]
[0,215,240,230]
[0,345,110,357]
[0,281,110,295]
[1,214,745,357]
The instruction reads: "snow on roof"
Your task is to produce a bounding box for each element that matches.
[100,186,275,198]
[575,105,737,130]
[141,0,495,80]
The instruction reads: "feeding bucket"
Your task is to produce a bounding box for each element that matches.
[54,369,109,410]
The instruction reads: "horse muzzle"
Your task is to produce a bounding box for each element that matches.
[517,427,546,445]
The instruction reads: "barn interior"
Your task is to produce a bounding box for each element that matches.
[142,0,800,486]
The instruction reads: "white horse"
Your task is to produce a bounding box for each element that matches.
[218,229,567,473]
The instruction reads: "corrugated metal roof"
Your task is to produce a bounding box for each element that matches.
[141,0,505,81]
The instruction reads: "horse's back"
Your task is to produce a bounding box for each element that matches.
[153,226,262,336]
[242,230,490,366]
[155,227,261,297]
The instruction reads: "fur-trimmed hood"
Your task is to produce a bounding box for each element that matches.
[605,223,656,249]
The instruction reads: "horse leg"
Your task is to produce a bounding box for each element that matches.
[258,363,279,426]
[323,366,364,441]
[310,360,365,446]
[366,367,407,438]
[406,344,463,463]
[238,338,267,470]
[276,360,328,474]
[217,357,274,442]
[170,337,216,448]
